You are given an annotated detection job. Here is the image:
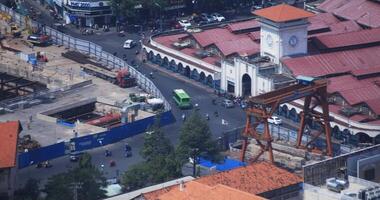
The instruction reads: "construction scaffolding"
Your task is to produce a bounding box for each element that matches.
[240,77,333,163]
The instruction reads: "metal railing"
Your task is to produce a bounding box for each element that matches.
[0,4,171,111]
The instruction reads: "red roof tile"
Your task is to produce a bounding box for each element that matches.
[157,181,265,200]
[282,46,380,77]
[308,21,362,38]
[315,28,380,49]
[248,31,260,41]
[319,0,380,28]
[352,66,380,77]
[254,4,314,23]
[192,28,244,47]
[196,162,302,195]
[328,75,380,106]
[215,37,260,57]
[0,121,21,168]
[317,0,351,13]
[154,33,189,48]
[307,13,340,32]
[349,114,369,122]
[365,98,380,115]
[328,20,362,34]
[227,19,260,32]
[333,0,380,28]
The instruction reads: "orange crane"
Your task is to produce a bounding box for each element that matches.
[240,77,333,163]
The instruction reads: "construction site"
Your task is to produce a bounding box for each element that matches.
[0,14,162,150]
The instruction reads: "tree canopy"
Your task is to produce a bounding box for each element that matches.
[122,118,181,191]
[176,111,221,163]
[44,153,106,200]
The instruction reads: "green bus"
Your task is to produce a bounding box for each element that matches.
[173,89,191,109]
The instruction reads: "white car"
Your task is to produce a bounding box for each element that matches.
[123,39,136,49]
[211,13,225,22]
[268,116,282,125]
[178,19,192,28]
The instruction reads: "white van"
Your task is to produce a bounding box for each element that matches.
[123,39,136,49]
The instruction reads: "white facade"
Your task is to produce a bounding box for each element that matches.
[221,58,273,97]
[259,19,309,64]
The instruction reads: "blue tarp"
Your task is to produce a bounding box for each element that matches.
[199,158,246,172]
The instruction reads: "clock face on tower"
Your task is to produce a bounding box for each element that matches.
[266,34,273,47]
[289,35,298,47]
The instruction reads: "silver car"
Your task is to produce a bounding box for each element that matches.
[222,99,234,108]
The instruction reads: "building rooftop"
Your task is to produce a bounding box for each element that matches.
[314,28,380,50]
[254,4,314,23]
[196,162,302,195]
[157,181,265,200]
[0,121,21,168]
[318,0,380,28]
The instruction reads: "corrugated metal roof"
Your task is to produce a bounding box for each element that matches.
[254,4,314,22]
[365,98,380,115]
[215,38,260,57]
[154,33,189,48]
[282,46,380,77]
[307,13,340,32]
[319,0,380,28]
[333,0,380,28]
[308,20,362,38]
[248,31,260,41]
[227,19,260,33]
[315,28,380,49]
[352,66,380,77]
[317,0,351,13]
[192,28,244,47]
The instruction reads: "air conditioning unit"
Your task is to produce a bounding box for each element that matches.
[172,41,191,49]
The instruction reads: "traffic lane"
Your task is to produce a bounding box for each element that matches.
[16,134,145,188]
[139,65,247,137]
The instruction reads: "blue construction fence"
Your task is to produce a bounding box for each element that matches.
[18,142,66,169]
[18,111,175,169]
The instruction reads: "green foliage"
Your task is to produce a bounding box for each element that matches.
[44,154,106,200]
[141,120,173,161]
[122,163,150,191]
[122,118,181,191]
[177,111,221,163]
[14,179,40,200]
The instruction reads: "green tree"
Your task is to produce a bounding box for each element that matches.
[44,154,106,200]
[122,118,181,191]
[122,163,150,191]
[141,120,174,161]
[176,111,221,164]
[14,178,40,200]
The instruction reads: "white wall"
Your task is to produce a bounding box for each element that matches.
[221,58,273,97]
[260,20,308,64]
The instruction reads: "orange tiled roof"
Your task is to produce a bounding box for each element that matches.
[196,162,302,195]
[0,121,21,168]
[143,185,176,200]
[157,181,265,200]
[254,4,314,23]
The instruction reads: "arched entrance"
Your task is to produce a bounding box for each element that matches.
[242,74,251,96]
[177,63,184,73]
[199,72,206,84]
[191,69,199,80]
[206,75,213,87]
[155,54,162,65]
[162,57,169,68]
[169,60,177,71]
[357,132,372,144]
[148,51,154,61]
[184,66,191,78]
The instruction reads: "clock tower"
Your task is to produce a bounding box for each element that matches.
[254,4,313,64]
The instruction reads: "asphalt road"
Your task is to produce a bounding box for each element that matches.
[15,0,304,189]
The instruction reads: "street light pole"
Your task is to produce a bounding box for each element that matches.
[154,2,163,31]
[191,148,199,177]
